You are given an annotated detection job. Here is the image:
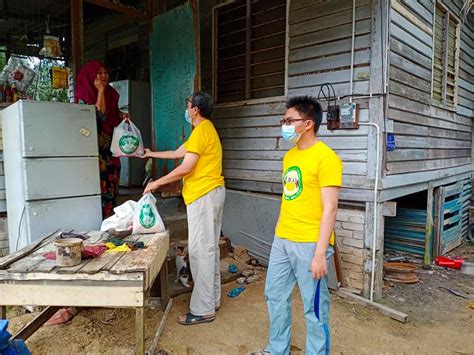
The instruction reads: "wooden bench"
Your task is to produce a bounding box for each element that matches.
[0,230,170,355]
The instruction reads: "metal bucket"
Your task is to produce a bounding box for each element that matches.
[54,238,83,267]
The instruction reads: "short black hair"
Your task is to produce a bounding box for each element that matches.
[191,91,213,119]
[286,96,323,133]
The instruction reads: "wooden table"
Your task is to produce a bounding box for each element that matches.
[0,230,170,355]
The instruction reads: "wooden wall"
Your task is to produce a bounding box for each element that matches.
[212,0,377,202]
[386,0,473,176]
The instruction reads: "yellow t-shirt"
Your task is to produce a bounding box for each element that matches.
[275,141,343,244]
[182,119,225,205]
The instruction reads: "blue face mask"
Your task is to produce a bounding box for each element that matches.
[184,109,192,124]
[281,124,302,144]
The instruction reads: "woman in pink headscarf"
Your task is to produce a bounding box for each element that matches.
[75,60,123,218]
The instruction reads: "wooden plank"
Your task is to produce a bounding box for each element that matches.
[110,232,169,278]
[222,136,368,151]
[7,258,45,273]
[218,125,370,138]
[336,288,408,323]
[387,107,470,132]
[390,37,432,71]
[390,22,432,56]
[394,136,470,149]
[224,149,368,162]
[391,6,433,44]
[388,94,471,127]
[0,284,144,307]
[288,68,369,90]
[386,157,470,175]
[290,4,371,37]
[288,81,370,99]
[389,80,431,104]
[288,49,371,76]
[392,122,471,141]
[135,307,145,355]
[84,0,147,18]
[148,298,173,355]
[399,0,434,25]
[387,148,471,162]
[389,52,431,82]
[0,231,59,270]
[289,0,370,21]
[391,0,433,35]
[12,306,61,341]
[289,34,371,63]
[214,101,286,118]
[425,183,434,265]
[290,19,371,50]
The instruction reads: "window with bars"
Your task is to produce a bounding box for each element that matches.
[432,1,460,108]
[213,0,287,103]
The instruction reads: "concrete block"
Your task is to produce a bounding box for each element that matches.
[342,238,364,249]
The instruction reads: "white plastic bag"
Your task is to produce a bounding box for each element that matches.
[110,119,144,157]
[101,200,137,231]
[133,193,165,234]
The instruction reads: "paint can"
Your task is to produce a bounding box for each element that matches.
[54,238,83,267]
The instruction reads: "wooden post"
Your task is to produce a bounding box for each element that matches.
[424,183,434,266]
[0,306,6,319]
[135,307,145,355]
[70,0,84,77]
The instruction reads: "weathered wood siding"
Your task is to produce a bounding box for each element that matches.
[386,0,473,176]
[213,0,376,202]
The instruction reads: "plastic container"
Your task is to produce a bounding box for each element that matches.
[434,256,465,269]
[54,238,83,267]
[0,320,31,355]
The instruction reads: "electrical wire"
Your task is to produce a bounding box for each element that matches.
[15,206,26,252]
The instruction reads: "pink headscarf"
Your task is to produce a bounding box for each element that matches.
[75,60,120,133]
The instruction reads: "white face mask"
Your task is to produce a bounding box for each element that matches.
[184,109,192,124]
[281,122,304,144]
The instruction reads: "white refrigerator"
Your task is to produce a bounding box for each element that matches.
[109,80,151,187]
[2,100,102,252]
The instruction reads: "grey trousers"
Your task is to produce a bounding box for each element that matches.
[187,186,226,316]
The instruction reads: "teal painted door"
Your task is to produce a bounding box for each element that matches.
[150,2,197,184]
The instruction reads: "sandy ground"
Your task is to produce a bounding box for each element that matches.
[7,265,474,355]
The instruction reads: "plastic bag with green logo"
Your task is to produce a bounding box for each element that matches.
[132,193,165,234]
[110,118,145,157]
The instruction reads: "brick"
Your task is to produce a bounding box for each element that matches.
[342,264,364,274]
[345,270,364,282]
[341,254,364,265]
[341,222,364,232]
[342,238,364,248]
[349,215,365,224]
[352,231,364,240]
[334,228,352,238]
[335,213,350,222]
[347,279,363,290]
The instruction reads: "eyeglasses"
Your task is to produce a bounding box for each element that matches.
[279,118,306,125]
[184,98,193,107]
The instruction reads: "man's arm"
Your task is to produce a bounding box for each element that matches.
[143,152,199,194]
[141,144,187,160]
[311,186,340,279]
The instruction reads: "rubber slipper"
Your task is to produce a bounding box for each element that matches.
[227,286,245,298]
[177,312,215,325]
[228,264,238,273]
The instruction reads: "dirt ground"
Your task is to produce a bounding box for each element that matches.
[5,244,474,354]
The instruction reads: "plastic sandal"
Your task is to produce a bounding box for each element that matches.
[227,286,245,298]
[177,313,215,326]
[228,264,238,273]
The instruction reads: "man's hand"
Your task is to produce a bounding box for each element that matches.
[140,148,152,159]
[143,181,160,195]
[310,253,327,279]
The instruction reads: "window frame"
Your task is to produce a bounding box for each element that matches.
[211,0,289,105]
[430,0,461,110]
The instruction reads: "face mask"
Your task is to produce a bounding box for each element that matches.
[184,109,192,124]
[281,123,303,144]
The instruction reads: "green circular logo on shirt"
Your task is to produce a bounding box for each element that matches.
[283,166,302,201]
[139,204,156,228]
[119,135,139,154]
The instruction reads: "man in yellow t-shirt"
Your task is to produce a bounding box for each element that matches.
[142,91,225,325]
[253,96,342,355]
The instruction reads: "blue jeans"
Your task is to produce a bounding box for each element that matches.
[265,236,333,355]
